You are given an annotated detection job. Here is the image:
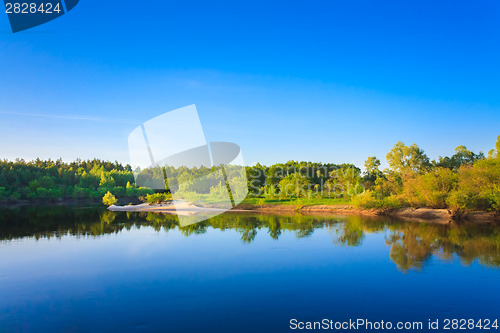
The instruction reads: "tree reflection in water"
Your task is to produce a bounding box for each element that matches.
[0,206,499,271]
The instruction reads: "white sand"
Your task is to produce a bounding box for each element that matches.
[107,200,227,216]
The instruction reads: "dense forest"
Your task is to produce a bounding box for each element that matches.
[0,135,499,211]
[0,158,153,203]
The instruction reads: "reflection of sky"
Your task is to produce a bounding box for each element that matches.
[1,226,499,332]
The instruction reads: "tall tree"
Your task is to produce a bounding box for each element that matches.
[364,156,381,177]
[488,135,500,159]
[386,142,430,174]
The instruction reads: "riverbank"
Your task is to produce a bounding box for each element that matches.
[1,198,497,223]
[235,203,499,222]
[105,200,499,223]
[0,196,142,208]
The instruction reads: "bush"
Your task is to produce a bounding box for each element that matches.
[136,187,154,197]
[125,181,135,196]
[414,167,457,208]
[36,187,50,198]
[447,159,500,211]
[351,191,378,208]
[102,191,117,206]
[351,191,403,209]
[145,192,171,204]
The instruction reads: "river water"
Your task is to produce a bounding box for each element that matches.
[0,207,499,332]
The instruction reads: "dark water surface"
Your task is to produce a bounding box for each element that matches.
[0,207,499,332]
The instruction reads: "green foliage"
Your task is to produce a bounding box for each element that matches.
[434,145,483,169]
[1,134,498,213]
[0,158,141,202]
[126,181,134,196]
[145,192,171,204]
[386,141,430,174]
[263,184,278,199]
[358,135,499,211]
[486,135,500,159]
[327,166,364,198]
[246,161,352,195]
[364,156,382,180]
[399,167,458,208]
[496,135,500,158]
[351,190,402,209]
[241,196,349,206]
[256,198,267,206]
[446,158,500,211]
[279,173,310,198]
[99,173,116,188]
[102,191,117,206]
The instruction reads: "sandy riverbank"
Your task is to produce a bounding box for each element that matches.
[108,201,499,223]
[107,200,232,216]
[236,204,499,222]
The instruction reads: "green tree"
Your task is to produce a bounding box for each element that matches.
[496,135,500,159]
[364,156,381,176]
[386,141,430,174]
[334,166,364,197]
[102,191,117,206]
[487,135,500,159]
[453,145,477,165]
[446,158,500,211]
[279,173,310,198]
[145,192,171,204]
[435,145,483,169]
[413,167,458,208]
[99,173,116,188]
[364,156,382,185]
[125,181,135,196]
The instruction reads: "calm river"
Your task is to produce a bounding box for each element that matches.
[0,207,499,332]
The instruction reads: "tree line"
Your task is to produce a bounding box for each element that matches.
[1,134,498,211]
[246,134,500,211]
[353,135,500,211]
[0,158,153,203]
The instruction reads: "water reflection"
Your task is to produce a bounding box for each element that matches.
[0,207,499,271]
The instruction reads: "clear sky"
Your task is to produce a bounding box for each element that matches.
[1,0,499,169]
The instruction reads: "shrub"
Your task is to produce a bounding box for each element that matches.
[125,181,135,196]
[351,191,403,209]
[145,192,171,204]
[447,159,500,211]
[414,167,458,208]
[136,187,154,197]
[102,191,117,206]
[351,191,378,208]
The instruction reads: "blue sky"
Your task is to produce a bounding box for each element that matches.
[1,0,499,168]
